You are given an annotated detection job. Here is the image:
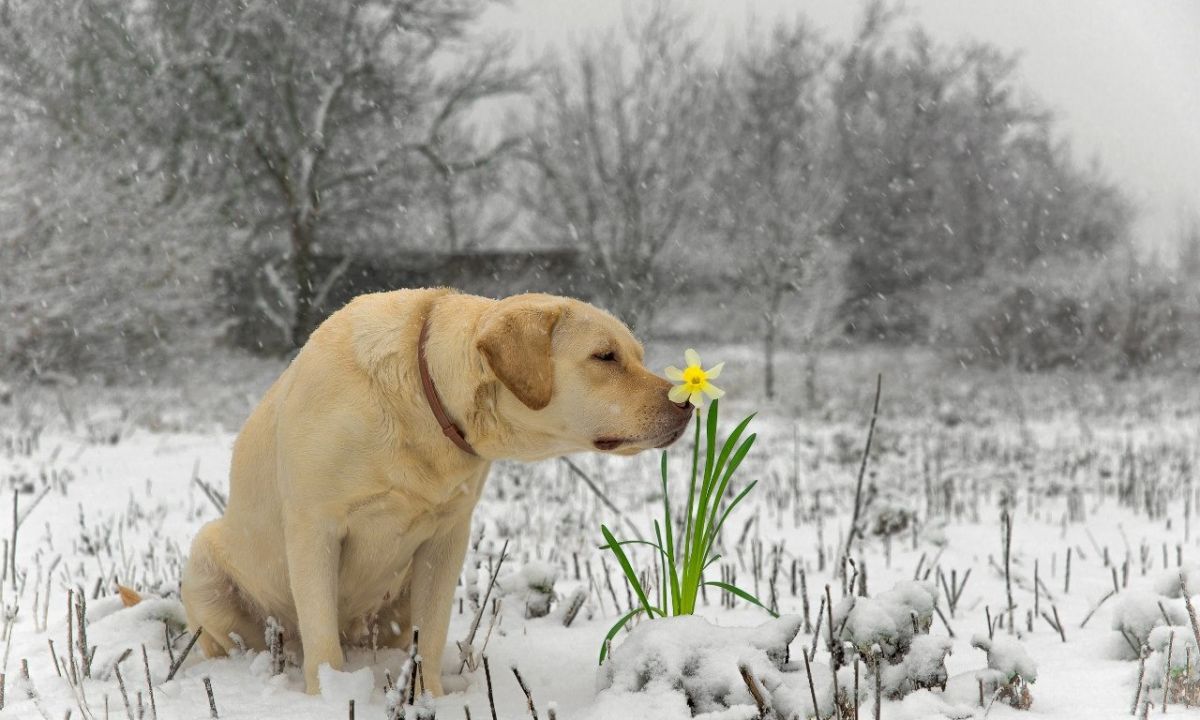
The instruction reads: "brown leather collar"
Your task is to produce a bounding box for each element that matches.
[418,316,477,457]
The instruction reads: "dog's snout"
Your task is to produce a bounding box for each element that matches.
[671,399,691,412]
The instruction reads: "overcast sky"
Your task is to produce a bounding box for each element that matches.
[487,0,1200,258]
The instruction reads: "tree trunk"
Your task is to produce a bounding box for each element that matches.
[804,351,818,410]
[763,315,776,401]
[290,218,317,348]
[763,287,785,400]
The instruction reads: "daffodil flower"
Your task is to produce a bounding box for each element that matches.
[665,348,725,408]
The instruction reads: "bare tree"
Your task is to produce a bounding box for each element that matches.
[0,0,527,348]
[520,4,716,332]
[715,22,843,400]
[182,1,525,344]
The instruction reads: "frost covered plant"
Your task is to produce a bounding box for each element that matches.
[1145,625,1200,705]
[971,634,1037,710]
[598,615,806,715]
[831,581,937,666]
[498,561,558,619]
[828,581,947,700]
[1111,591,1186,657]
[599,352,771,662]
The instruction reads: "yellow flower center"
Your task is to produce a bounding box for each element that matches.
[683,366,707,389]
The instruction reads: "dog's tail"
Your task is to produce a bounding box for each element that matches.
[118,584,142,607]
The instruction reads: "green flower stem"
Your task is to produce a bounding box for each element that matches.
[598,399,774,662]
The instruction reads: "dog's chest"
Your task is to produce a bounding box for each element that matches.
[337,469,487,609]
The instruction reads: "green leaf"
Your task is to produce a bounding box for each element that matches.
[654,517,681,614]
[704,399,719,486]
[681,414,701,572]
[688,402,726,594]
[705,434,757,535]
[659,455,681,612]
[704,581,778,617]
[704,480,759,565]
[710,413,756,494]
[598,539,665,553]
[598,607,645,664]
[600,525,658,617]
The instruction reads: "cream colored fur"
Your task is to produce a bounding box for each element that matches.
[181,289,691,695]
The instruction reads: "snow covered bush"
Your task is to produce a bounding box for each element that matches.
[1143,625,1200,705]
[1111,591,1187,657]
[830,581,937,666]
[598,614,853,718]
[1152,564,1200,598]
[824,581,949,704]
[880,635,954,698]
[865,488,916,540]
[498,561,559,618]
[971,634,1037,710]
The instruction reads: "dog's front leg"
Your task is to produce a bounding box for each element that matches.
[409,514,472,696]
[285,512,345,694]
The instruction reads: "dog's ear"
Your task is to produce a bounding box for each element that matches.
[475,302,562,410]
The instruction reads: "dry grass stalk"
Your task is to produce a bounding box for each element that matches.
[203,676,218,718]
[483,654,498,720]
[1162,631,1174,713]
[141,644,157,720]
[738,664,771,719]
[114,663,134,720]
[1132,646,1148,715]
[511,665,538,720]
[840,375,883,575]
[166,627,203,682]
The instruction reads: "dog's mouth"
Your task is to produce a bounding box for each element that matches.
[593,437,626,451]
[654,421,689,448]
[594,422,689,453]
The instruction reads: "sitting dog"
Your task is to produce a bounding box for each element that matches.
[181,288,692,694]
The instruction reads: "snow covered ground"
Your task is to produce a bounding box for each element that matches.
[1,399,1197,719]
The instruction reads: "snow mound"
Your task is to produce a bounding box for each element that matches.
[881,635,954,698]
[1144,625,1200,690]
[599,614,833,717]
[1151,565,1200,598]
[970,634,1037,683]
[498,560,559,618]
[968,635,1037,710]
[318,663,375,707]
[79,594,188,681]
[834,581,937,662]
[1111,591,1186,651]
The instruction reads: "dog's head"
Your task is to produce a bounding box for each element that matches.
[475,294,692,461]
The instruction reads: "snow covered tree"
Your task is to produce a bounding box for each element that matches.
[713,21,843,400]
[831,1,1132,340]
[520,3,717,332]
[0,0,526,349]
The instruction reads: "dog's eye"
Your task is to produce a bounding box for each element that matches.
[592,351,617,363]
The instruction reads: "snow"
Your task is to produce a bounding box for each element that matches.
[1111,591,1187,652]
[0,405,1197,719]
[318,663,375,707]
[498,561,560,619]
[970,634,1038,684]
[597,614,805,716]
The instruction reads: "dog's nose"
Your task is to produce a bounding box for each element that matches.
[672,400,691,412]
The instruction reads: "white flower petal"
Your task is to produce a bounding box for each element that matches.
[684,348,702,368]
[702,383,725,399]
[705,361,725,379]
[688,391,705,408]
[668,385,690,403]
[664,365,684,381]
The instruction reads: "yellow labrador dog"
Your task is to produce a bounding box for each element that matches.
[181,288,691,695]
